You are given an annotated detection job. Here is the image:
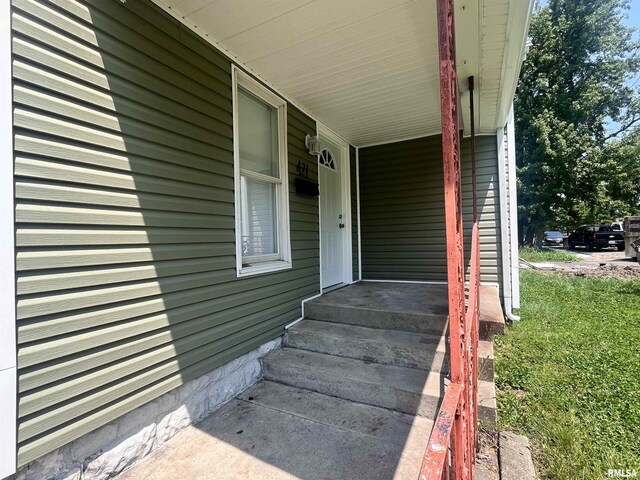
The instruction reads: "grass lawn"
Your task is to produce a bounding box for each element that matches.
[519,246,579,263]
[495,270,640,479]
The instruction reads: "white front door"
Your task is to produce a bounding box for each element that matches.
[319,134,347,288]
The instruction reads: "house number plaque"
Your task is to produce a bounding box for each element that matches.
[296,160,310,178]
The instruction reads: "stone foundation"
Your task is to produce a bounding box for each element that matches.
[12,338,282,480]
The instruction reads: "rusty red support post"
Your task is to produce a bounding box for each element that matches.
[418,383,463,480]
[421,5,481,480]
[436,0,470,478]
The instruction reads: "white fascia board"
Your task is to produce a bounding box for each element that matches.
[495,0,535,130]
[0,0,16,476]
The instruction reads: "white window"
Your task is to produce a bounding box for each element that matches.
[232,67,291,277]
[319,148,336,170]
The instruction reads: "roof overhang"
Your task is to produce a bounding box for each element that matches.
[153,0,533,146]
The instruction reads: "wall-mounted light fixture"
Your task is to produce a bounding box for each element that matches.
[305,134,321,155]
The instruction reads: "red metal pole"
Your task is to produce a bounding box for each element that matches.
[417,383,463,480]
[436,0,470,478]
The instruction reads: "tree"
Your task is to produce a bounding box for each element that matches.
[514,0,640,245]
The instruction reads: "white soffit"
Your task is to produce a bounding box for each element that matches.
[156,0,530,146]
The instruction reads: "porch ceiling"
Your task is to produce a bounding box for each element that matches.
[154,0,532,146]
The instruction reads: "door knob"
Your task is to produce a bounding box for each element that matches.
[339,223,345,228]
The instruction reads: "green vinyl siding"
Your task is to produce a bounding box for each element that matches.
[359,135,502,284]
[13,0,319,466]
[350,144,359,281]
[462,136,502,284]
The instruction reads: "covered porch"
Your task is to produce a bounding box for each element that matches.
[6,0,531,478]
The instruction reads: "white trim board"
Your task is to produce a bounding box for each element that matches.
[284,291,324,330]
[314,121,323,294]
[505,107,520,308]
[231,66,292,278]
[356,147,362,282]
[0,0,16,475]
[496,122,509,301]
[495,0,534,130]
[496,111,520,321]
[284,278,364,331]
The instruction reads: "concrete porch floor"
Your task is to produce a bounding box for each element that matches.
[314,282,450,318]
[117,282,504,480]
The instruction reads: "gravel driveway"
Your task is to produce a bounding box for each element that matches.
[524,247,640,280]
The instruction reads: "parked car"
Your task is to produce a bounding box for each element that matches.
[543,230,565,246]
[567,224,625,251]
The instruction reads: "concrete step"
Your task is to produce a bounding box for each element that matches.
[478,339,494,382]
[286,319,495,381]
[479,285,505,340]
[303,282,449,335]
[119,381,434,480]
[304,301,448,336]
[262,347,447,418]
[285,319,449,372]
[478,377,497,425]
[237,381,434,448]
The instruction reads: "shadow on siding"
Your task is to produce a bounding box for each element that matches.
[13,0,320,471]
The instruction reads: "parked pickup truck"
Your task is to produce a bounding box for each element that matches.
[567,224,625,251]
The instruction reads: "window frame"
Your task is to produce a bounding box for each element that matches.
[232,66,291,277]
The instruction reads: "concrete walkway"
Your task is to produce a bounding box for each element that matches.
[117,282,504,480]
[118,381,432,480]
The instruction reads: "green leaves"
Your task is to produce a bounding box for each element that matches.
[515,0,640,232]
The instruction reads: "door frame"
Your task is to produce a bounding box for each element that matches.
[317,123,353,291]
